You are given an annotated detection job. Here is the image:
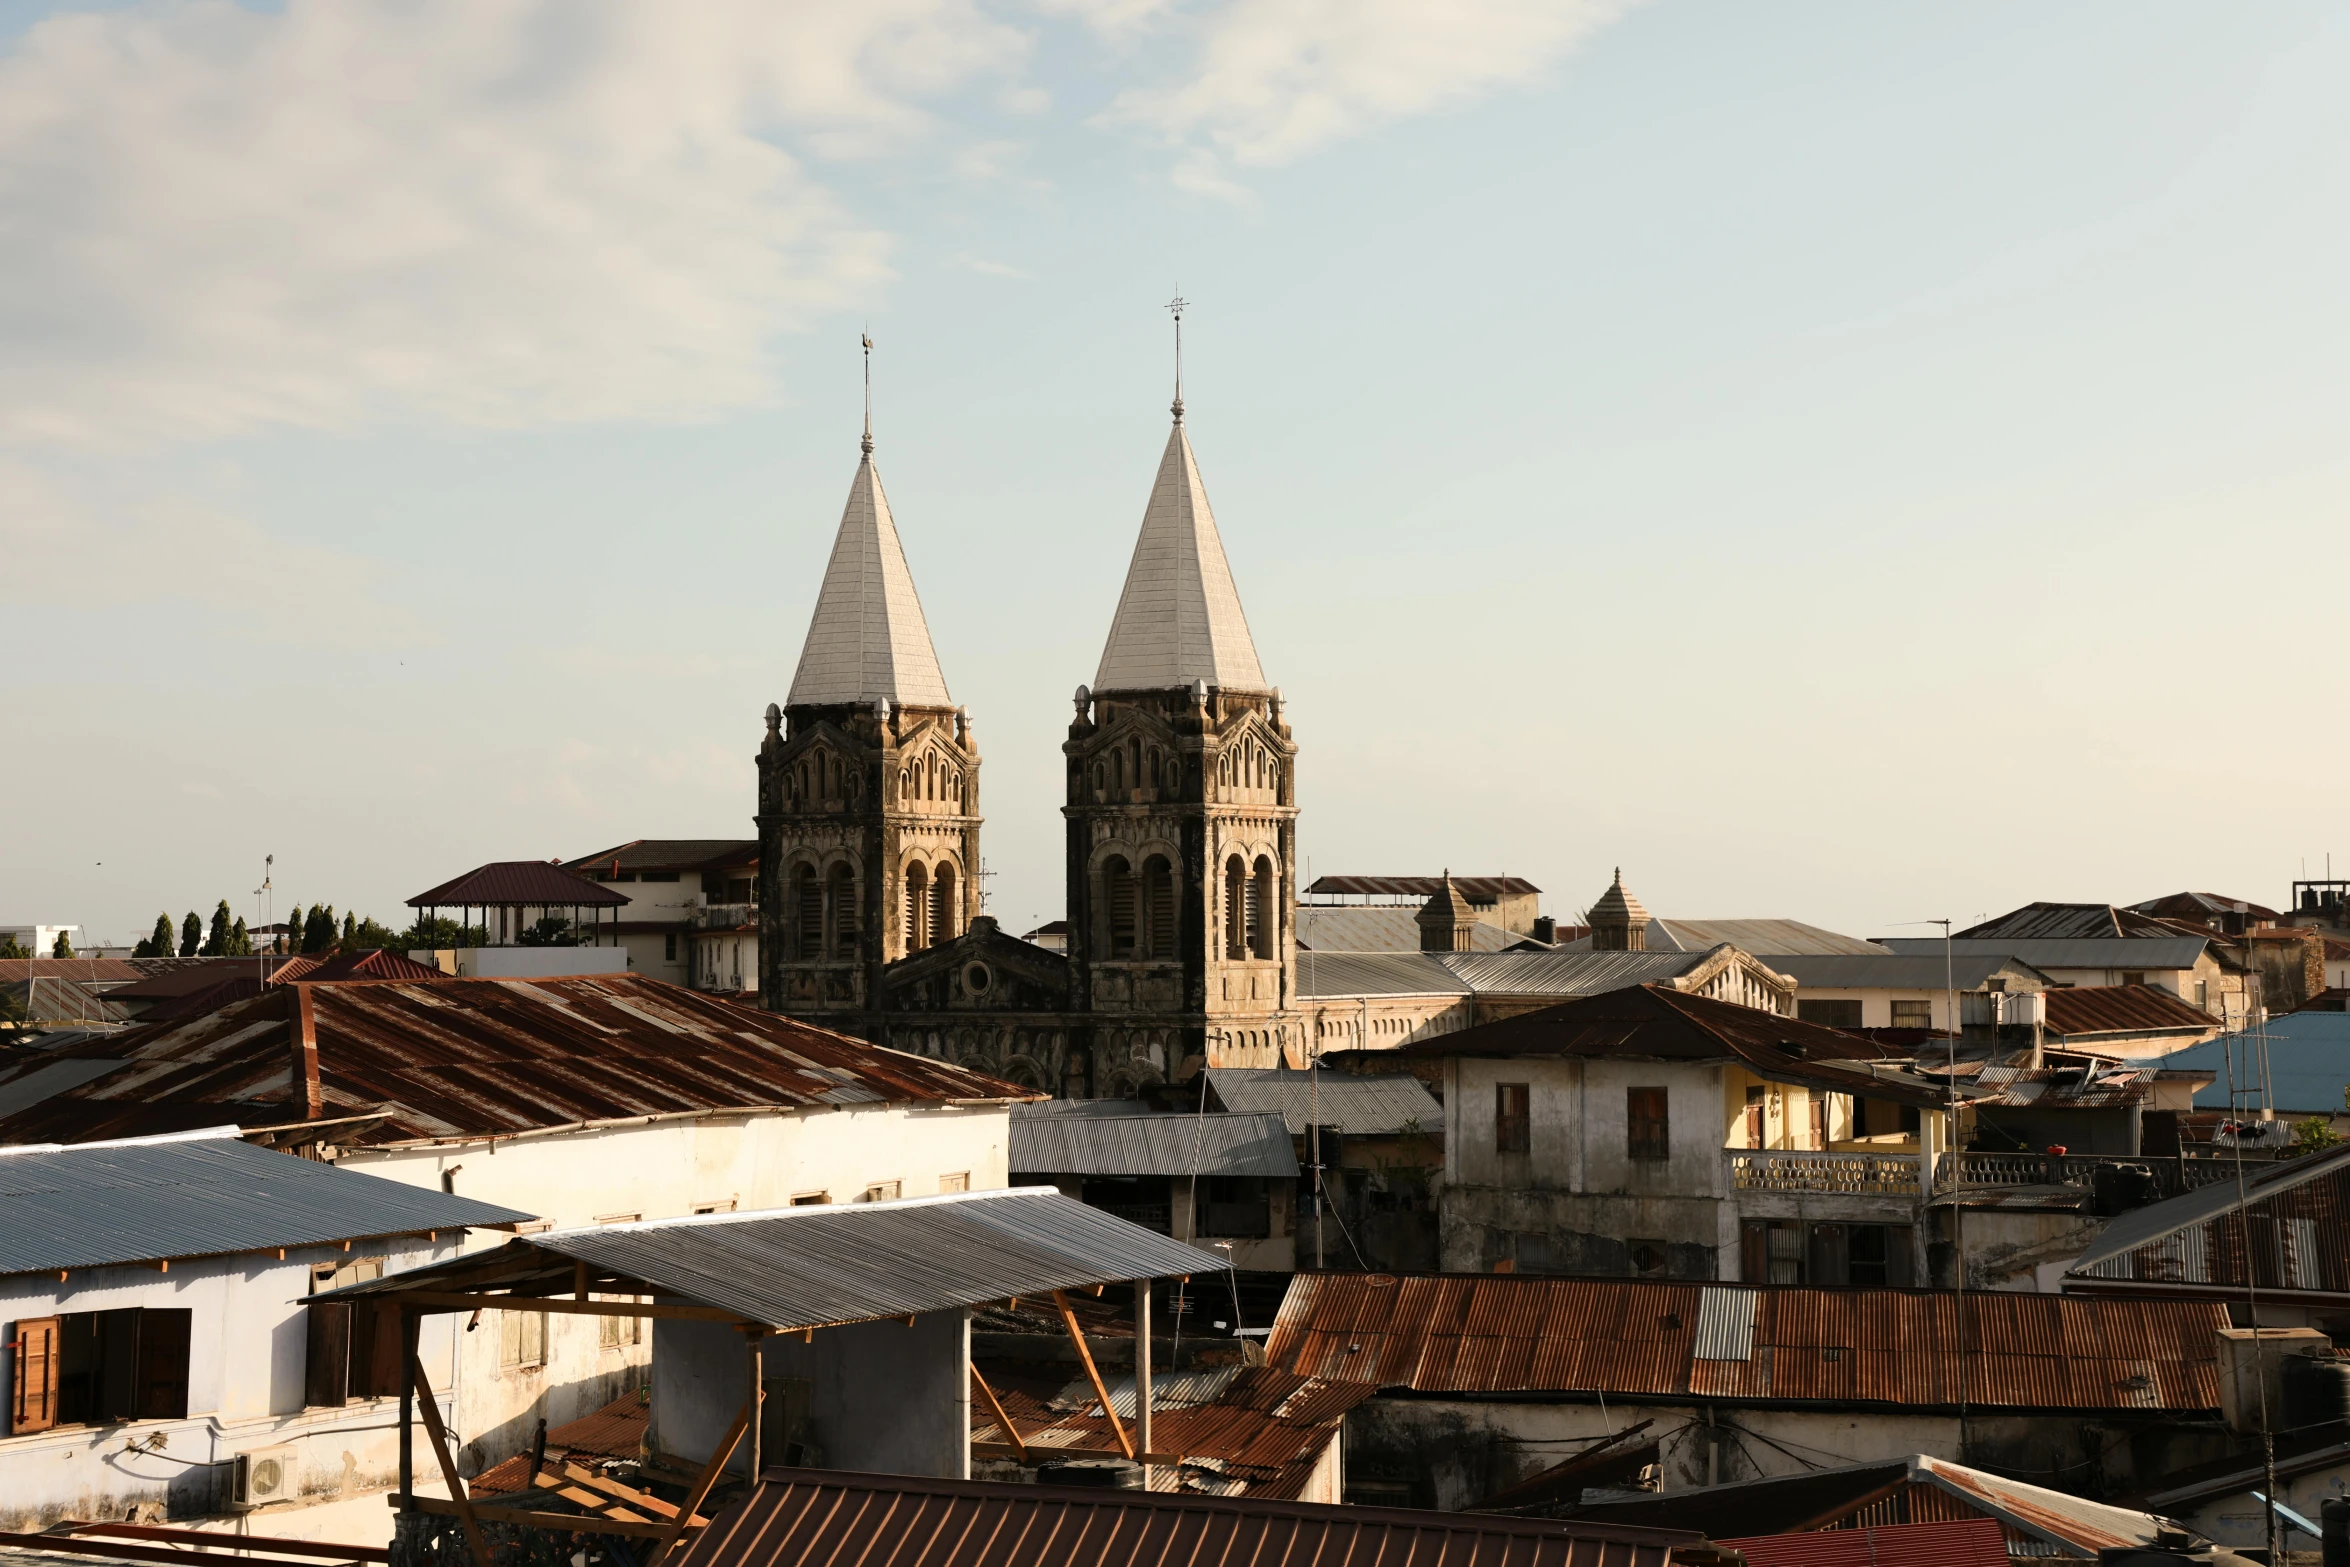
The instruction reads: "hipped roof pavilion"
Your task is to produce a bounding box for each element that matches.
[316,1188,1225,1567]
[407,860,629,946]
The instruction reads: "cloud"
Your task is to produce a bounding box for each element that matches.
[0,459,421,644]
[0,0,1025,445]
[945,250,1036,279]
[1105,0,1640,168]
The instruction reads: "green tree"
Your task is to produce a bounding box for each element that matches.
[51,930,75,959]
[0,934,30,960]
[517,914,578,947]
[280,905,304,955]
[302,905,336,953]
[344,915,405,950]
[202,900,232,956]
[136,913,173,958]
[2292,1117,2340,1156]
[402,915,484,950]
[179,911,202,957]
[228,917,253,956]
[341,911,357,947]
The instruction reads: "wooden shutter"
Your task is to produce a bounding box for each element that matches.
[11,1318,59,1434]
[134,1309,191,1421]
[305,1303,351,1408]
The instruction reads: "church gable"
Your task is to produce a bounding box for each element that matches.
[880,917,1073,1012]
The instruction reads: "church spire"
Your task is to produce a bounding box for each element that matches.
[1093,305,1268,694]
[785,339,952,708]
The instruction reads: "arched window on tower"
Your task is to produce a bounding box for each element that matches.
[905,863,931,953]
[1102,856,1136,958]
[931,864,958,945]
[1224,856,1248,960]
[828,864,857,958]
[1142,855,1175,959]
[793,865,822,961]
[1250,855,1277,960]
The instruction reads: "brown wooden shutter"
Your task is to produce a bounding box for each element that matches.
[305,1303,350,1408]
[11,1318,59,1434]
[134,1309,191,1421]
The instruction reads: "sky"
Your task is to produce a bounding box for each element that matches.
[4,0,2347,947]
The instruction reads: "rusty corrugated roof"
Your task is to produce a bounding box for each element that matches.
[1263,1273,2224,1414]
[673,1469,1699,1567]
[1307,875,1541,900]
[1957,903,2184,940]
[2043,984,2217,1037]
[972,1364,1375,1500]
[406,860,629,908]
[0,974,1036,1145]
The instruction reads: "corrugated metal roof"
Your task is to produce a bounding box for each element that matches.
[2067,1140,2350,1284]
[1263,1272,2225,1414]
[563,839,757,875]
[0,1130,529,1275]
[406,860,630,908]
[1295,907,1520,953]
[1973,1064,2156,1108]
[0,959,146,984]
[2133,891,2281,925]
[1011,1110,1298,1177]
[2043,985,2219,1036]
[1390,985,1951,1109]
[271,949,447,983]
[2154,1012,2350,1115]
[1958,903,2182,940]
[1768,954,2038,990]
[1307,876,1542,900]
[1553,921,1888,957]
[673,1468,1696,1567]
[0,975,1036,1146]
[973,1364,1376,1501]
[1294,952,1468,998]
[1569,1455,2171,1557]
[1691,1286,1755,1361]
[1205,1069,1441,1136]
[1718,1518,2008,1567]
[326,1187,1222,1331]
[1879,936,2210,969]
[1439,951,1706,995]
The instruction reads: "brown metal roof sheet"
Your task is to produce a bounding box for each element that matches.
[1307,875,1541,900]
[564,839,758,875]
[0,974,1035,1145]
[2043,984,2217,1037]
[0,958,146,984]
[406,860,629,908]
[1957,903,2184,940]
[674,1469,1699,1567]
[1264,1273,2224,1414]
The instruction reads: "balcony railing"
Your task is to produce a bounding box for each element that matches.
[1933,1152,2245,1199]
[1727,1150,1923,1196]
[694,902,757,930]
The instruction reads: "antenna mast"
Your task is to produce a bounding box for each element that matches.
[861,332,874,456]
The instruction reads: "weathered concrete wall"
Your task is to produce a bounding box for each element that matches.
[340,1102,1010,1475]
[1341,1395,2237,1512]
[1938,1206,2106,1290]
[0,1237,460,1529]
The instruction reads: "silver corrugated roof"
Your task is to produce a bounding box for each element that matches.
[1878,937,2210,969]
[1296,952,1469,998]
[1692,1286,1756,1362]
[1012,1111,1299,1178]
[1557,919,1888,956]
[1296,907,1519,954]
[1438,950,1703,995]
[1207,1069,1440,1137]
[326,1187,1216,1329]
[1771,954,2043,990]
[0,1129,531,1276]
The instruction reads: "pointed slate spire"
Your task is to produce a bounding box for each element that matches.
[786,444,953,709]
[1093,416,1268,693]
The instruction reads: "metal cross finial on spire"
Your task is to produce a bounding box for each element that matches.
[861,331,874,457]
[1166,292,1187,423]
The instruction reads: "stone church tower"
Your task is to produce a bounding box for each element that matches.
[1064,386,1300,1081]
[757,414,980,1025]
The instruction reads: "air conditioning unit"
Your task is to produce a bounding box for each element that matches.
[229,1445,298,1510]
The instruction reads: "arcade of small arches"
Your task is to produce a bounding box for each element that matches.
[1085,735,1179,804]
[1216,734,1285,797]
[786,748,859,810]
[899,750,967,810]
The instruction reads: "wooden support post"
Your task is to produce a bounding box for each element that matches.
[396,1311,416,1515]
[1134,1280,1153,1486]
[408,1354,493,1567]
[745,1328,767,1481]
[573,1261,589,1302]
[1052,1289,1133,1461]
[969,1366,1026,1463]
[643,1402,749,1567]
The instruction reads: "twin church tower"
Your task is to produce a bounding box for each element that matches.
[753,332,1301,1097]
